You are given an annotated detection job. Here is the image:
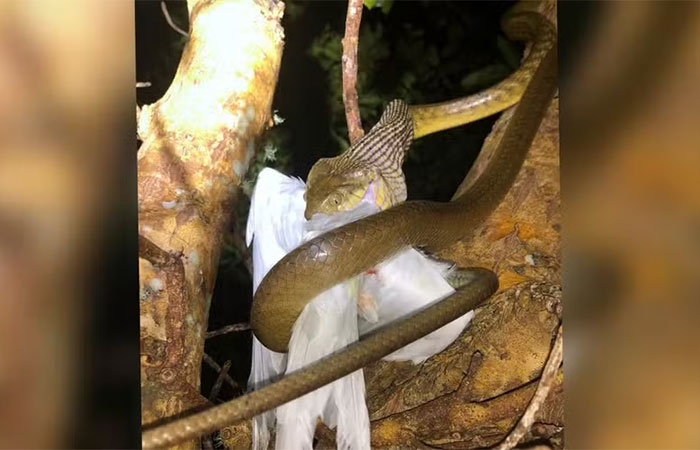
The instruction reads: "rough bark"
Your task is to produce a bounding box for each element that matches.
[341,0,365,144]
[362,97,562,449]
[137,0,284,447]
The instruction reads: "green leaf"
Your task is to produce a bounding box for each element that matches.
[363,0,377,9]
[380,0,393,14]
[364,0,392,14]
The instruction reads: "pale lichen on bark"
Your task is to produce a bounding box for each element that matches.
[137,0,285,446]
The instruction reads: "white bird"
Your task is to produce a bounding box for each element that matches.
[246,167,474,450]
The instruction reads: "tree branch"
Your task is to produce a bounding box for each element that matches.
[203,353,241,394]
[139,0,285,444]
[341,0,364,144]
[161,1,189,38]
[209,360,232,402]
[206,322,251,339]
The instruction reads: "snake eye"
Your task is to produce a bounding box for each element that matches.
[329,193,342,208]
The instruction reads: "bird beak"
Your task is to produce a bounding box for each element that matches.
[304,206,312,221]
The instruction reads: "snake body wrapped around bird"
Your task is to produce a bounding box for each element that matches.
[142,10,557,448]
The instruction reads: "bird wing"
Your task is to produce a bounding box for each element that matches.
[276,200,377,450]
[276,280,369,450]
[359,248,475,364]
[247,168,374,450]
[246,167,306,290]
[246,168,305,450]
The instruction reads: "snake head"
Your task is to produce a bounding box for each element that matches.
[304,158,377,220]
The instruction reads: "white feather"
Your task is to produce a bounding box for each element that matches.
[246,168,475,449]
[249,337,285,450]
[246,168,306,291]
[246,168,305,450]
[276,281,369,450]
[275,201,378,450]
[359,249,474,364]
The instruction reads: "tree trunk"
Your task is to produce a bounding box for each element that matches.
[137,1,284,448]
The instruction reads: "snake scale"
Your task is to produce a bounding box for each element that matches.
[142,10,556,448]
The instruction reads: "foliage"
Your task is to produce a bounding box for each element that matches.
[308,2,520,201]
[284,0,309,22]
[363,0,393,15]
[309,23,391,149]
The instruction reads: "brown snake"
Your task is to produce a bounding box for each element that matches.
[142,10,556,448]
